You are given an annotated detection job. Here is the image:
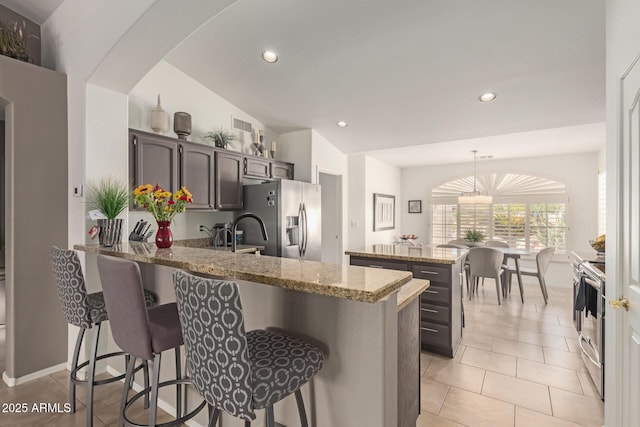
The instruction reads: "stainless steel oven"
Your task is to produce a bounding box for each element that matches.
[572,260,605,400]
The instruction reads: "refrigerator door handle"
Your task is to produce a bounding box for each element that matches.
[302,203,309,257]
[297,203,303,258]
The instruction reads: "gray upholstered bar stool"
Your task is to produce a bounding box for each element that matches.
[96,255,206,427]
[173,271,324,427]
[49,246,156,427]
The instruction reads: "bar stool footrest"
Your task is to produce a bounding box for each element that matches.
[70,351,146,387]
[123,378,206,427]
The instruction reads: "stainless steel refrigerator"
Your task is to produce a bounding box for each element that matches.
[240,180,321,261]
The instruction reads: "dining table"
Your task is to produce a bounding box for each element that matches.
[494,247,530,302]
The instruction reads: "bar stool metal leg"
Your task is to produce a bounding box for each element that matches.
[69,327,85,414]
[266,406,275,427]
[175,347,182,418]
[294,389,309,427]
[120,356,137,427]
[149,353,162,427]
[143,360,150,409]
[208,406,220,427]
[86,322,101,427]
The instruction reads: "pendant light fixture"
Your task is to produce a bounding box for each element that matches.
[458,150,493,204]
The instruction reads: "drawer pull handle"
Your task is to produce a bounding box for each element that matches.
[421,327,439,333]
[420,270,438,275]
[421,308,439,313]
[424,290,439,294]
[368,265,384,269]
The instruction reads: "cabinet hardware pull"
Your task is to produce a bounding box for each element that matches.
[368,265,383,269]
[424,290,438,294]
[421,308,439,313]
[132,135,138,145]
[420,270,438,275]
[420,327,439,333]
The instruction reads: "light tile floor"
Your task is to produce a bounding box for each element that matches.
[0,280,604,427]
[416,279,604,427]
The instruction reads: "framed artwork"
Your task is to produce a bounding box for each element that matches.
[373,193,395,231]
[408,200,422,213]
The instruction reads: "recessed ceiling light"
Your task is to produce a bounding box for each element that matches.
[262,51,278,63]
[336,121,348,128]
[479,92,497,102]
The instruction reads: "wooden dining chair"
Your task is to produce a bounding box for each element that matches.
[466,247,505,305]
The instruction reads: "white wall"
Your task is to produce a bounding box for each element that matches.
[347,154,403,250]
[277,129,312,182]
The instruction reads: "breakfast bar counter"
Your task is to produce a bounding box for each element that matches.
[75,241,420,427]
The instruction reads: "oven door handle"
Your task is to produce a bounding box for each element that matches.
[578,333,601,368]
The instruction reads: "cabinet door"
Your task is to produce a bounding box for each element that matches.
[130,130,178,194]
[215,151,243,210]
[271,161,294,180]
[244,157,271,179]
[180,143,215,210]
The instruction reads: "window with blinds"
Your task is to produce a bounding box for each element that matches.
[430,172,568,253]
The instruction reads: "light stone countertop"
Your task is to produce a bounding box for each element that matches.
[346,244,466,264]
[173,237,265,254]
[396,279,429,311]
[75,242,412,303]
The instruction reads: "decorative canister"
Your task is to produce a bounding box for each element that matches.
[174,112,192,140]
[97,218,123,247]
[150,94,168,134]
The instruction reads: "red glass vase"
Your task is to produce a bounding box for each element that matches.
[155,220,173,248]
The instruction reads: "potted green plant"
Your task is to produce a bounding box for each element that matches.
[203,128,238,149]
[86,178,131,246]
[0,20,29,62]
[464,229,486,247]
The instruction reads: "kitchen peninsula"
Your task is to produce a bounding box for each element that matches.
[75,241,426,427]
[347,244,466,357]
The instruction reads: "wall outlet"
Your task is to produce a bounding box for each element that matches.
[72,185,83,197]
[198,224,205,233]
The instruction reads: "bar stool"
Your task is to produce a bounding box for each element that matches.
[173,270,324,427]
[49,246,156,427]
[96,255,206,427]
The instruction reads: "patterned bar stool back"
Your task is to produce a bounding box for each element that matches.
[50,246,105,328]
[174,271,324,427]
[174,272,255,421]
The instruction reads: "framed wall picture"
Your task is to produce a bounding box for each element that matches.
[408,200,422,213]
[373,193,395,231]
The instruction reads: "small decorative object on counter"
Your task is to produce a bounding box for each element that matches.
[133,184,193,248]
[0,20,29,62]
[150,94,169,134]
[270,141,277,159]
[589,234,606,255]
[86,177,130,247]
[397,234,420,246]
[173,112,192,140]
[203,128,237,149]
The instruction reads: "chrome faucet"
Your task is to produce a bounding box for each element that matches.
[231,213,268,252]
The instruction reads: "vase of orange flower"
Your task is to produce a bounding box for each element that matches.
[133,184,193,248]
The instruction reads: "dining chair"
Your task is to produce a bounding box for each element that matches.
[505,247,555,304]
[466,247,505,305]
[437,244,470,295]
[447,239,469,246]
[484,240,510,248]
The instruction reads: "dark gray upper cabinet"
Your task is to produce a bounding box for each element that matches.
[215,151,244,210]
[244,157,271,179]
[271,161,294,180]
[179,142,215,210]
[129,129,178,194]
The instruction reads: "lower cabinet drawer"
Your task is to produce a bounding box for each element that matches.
[420,303,450,324]
[412,263,449,282]
[420,321,451,349]
[350,257,409,271]
[420,286,450,305]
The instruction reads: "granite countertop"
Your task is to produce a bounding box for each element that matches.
[346,244,466,264]
[396,279,429,311]
[74,242,412,304]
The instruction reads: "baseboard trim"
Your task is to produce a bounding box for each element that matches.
[2,362,67,387]
[106,366,204,427]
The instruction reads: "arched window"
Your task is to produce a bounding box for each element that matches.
[431,173,567,253]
